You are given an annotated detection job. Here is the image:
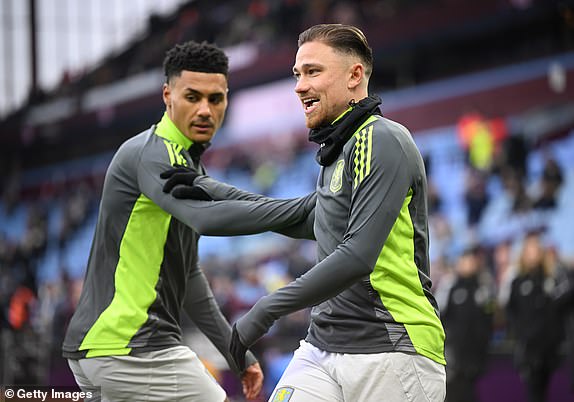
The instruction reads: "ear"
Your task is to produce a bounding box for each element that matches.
[162,83,171,109]
[347,63,364,90]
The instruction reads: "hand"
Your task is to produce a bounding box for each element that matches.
[160,165,212,200]
[241,362,263,400]
[161,165,200,192]
[230,324,248,372]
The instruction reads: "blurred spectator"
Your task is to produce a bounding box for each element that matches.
[501,166,533,214]
[49,274,83,385]
[252,160,279,195]
[424,154,443,215]
[440,247,495,402]
[8,282,36,332]
[491,240,516,343]
[533,156,564,210]
[208,272,238,319]
[496,135,529,181]
[1,165,22,215]
[232,266,268,317]
[550,247,574,393]
[429,214,454,265]
[457,109,507,173]
[58,185,92,249]
[464,167,490,226]
[20,205,48,261]
[506,231,564,402]
[5,273,41,384]
[493,240,516,307]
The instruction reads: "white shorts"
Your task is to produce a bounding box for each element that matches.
[269,341,446,402]
[68,346,227,402]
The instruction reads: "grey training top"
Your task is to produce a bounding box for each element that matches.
[62,113,314,375]
[234,114,446,365]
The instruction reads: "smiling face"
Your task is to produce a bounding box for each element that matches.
[162,70,228,143]
[293,41,367,129]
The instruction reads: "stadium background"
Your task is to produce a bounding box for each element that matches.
[1,0,574,401]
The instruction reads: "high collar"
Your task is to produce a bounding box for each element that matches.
[155,112,194,149]
[154,112,210,159]
[308,94,382,166]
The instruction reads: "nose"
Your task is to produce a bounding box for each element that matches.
[294,76,309,94]
[197,98,211,118]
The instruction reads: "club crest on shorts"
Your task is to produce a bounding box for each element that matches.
[330,159,345,193]
[272,386,294,401]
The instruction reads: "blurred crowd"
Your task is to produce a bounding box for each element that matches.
[27,0,550,105]
[1,115,574,400]
[33,0,420,103]
[423,109,574,402]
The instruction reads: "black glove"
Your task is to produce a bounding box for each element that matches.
[230,324,248,372]
[160,166,212,201]
[161,166,200,191]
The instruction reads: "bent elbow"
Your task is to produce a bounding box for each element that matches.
[190,218,213,235]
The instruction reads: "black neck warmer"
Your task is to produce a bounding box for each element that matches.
[188,142,210,164]
[308,94,382,166]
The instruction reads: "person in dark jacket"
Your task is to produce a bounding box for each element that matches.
[506,231,564,402]
[442,247,495,402]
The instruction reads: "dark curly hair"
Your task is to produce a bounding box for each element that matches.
[163,41,229,83]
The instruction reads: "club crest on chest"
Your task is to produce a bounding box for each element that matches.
[330,159,345,193]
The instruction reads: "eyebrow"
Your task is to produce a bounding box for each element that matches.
[184,88,225,97]
[292,63,322,73]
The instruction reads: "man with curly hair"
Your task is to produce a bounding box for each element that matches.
[62,40,314,401]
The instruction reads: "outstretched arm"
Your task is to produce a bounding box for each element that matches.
[139,156,314,236]
[165,195,314,236]
[195,176,317,239]
[162,170,317,239]
[193,175,272,202]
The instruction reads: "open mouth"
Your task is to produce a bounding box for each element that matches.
[303,98,319,114]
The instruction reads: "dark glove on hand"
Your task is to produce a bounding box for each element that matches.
[161,166,200,191]
[230,324,248,373]
[160,166,212,201]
